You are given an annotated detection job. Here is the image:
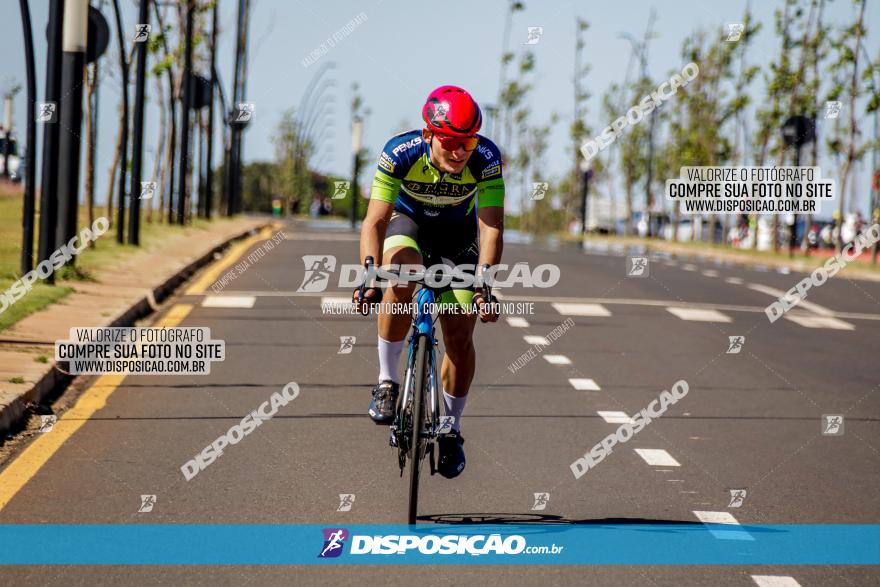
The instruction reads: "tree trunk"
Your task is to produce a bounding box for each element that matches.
[153,74,166,223]
[836,0,866,249]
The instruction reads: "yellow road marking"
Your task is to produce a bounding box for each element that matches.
[184,225,276,295]
[0,304,193,511]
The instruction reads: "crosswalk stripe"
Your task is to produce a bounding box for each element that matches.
[784,315,855,330]
[551,303,611,317]
[682,264,698,271]
[202,296,256,308]
[692,510,755,541]
[634,448,680,467]
[751,576,802,587]
[598,411,633,424]
[568,378,600,391]
[666,307,732,322]
[523,335,550,345]
[543,355,571,365]
[724,277,744,285]
[506,317,530,328]
[702,270,719,277]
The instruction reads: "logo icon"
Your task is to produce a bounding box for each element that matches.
[727,488,747,508]
[138,494,157,513]
[140,181,157,200]
[531,492,550,511]
[337,494,355,512]
[37,102,57,123]
[726,336,745,354]
[297,255,337,293]
[38,414,57,433]
[824,100,842,119]
[627,256,649,277]
[724,23,744,42]
[822,414,844,436]
[437,416,455,434]
[332,181,350,200]
[525,26,544,45]
[338,336,356,354]
[133,24,151,42]
[318,528,348,558]
[530,182,548,201]
[232,102,255,124]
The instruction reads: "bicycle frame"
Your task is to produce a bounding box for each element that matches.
[393,286,442,465]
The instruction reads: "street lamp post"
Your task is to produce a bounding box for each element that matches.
[350,116,363,230]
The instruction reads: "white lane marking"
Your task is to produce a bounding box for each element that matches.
[568,378,600,391]
[320,296,352,307]
[693,510,755,541]
[543,355,571,365]
[702,270,719,277]
[784,315,855,330]
[201,296,256,308]
[523,335,550,345]
[506,317,530,328]
[682,264,698,271]
[634,449,681,467]
[724,277,744,285]
[751,576,802,587]
[777,267,792,275]
[666,307,732,322]
[747,283,835,316]
[551,302,611,317]
[597,411,633,424]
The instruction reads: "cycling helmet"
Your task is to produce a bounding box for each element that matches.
[422,85,482,137]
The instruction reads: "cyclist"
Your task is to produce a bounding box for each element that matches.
[352,85,504,478]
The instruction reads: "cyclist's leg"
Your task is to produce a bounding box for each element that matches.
[377,212,422,382]
[437,292,477,431]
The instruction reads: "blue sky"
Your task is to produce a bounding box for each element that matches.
[3,0,878,218]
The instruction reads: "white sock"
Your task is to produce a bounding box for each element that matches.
[377,335,406,384]
[443,391,467,433]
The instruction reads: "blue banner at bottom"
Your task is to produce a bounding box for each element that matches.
[1,524,878,564]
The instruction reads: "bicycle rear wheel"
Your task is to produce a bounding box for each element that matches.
[407,334,429,525]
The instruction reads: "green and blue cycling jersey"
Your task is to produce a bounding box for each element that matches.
[370,130,505,221]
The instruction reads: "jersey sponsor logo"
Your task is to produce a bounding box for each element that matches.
[482,161,501,179]
[476,144,495,160]
[402,181,476,199]
[391,136,423,156]
[378,152,396,173]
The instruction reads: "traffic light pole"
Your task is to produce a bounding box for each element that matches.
[56,0,88,255]
[128,0,150,245]
[37,0,65,282]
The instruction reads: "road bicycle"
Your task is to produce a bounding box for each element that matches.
[357,255,493,524]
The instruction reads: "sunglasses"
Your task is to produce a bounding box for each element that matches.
[429,131,479,152]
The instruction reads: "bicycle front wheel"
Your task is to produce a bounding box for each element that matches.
[407,334,429,525]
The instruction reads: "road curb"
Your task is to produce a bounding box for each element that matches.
[0,221,271,439]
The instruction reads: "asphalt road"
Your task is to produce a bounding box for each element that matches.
[1,218,878,585]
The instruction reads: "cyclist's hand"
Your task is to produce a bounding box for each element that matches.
[352,286,382,315]
[473,288,499,323]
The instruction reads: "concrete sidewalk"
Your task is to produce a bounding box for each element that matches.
[0,216,271,437]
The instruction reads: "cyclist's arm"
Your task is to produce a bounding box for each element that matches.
[476,160,505,267]
[360,196,394,266]
[360,167,399,264]
[477,204,503,267]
